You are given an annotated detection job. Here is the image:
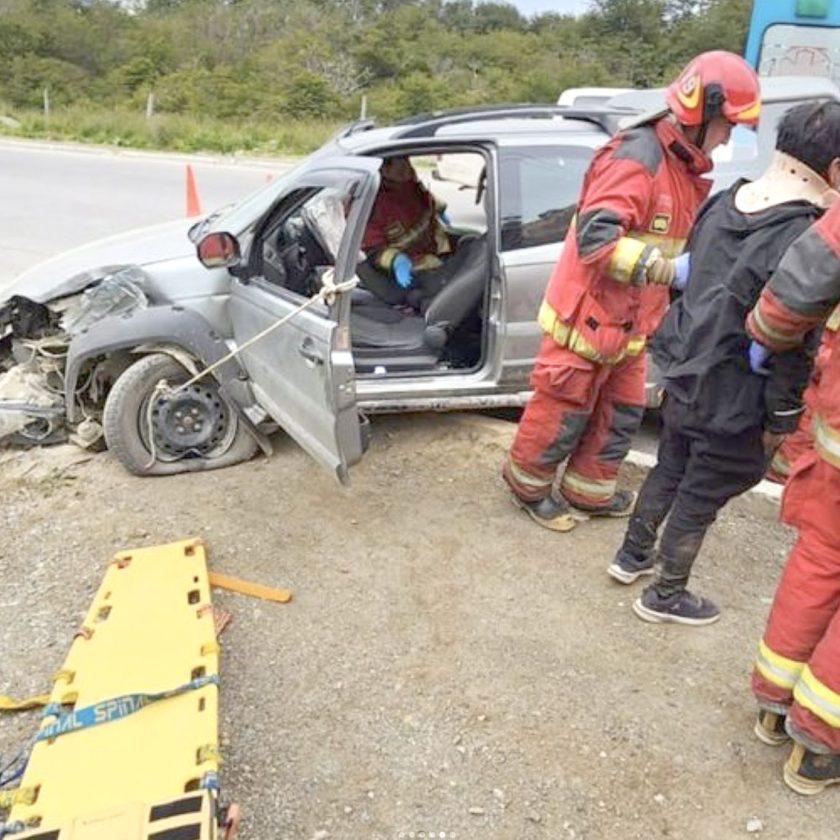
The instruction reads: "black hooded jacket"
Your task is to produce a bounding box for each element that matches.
[651,180,822,435]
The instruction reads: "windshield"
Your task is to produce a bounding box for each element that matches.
[194,158,310,242]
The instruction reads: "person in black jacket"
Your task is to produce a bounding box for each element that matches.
[607,100,840,626]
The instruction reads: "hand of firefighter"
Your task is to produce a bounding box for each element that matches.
[748,340,771,376]
[439,209,452,226]
[392,253,414,289]
[672,252,691,291]
[645,252,676,287]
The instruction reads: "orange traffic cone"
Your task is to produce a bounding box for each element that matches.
[185,164,202,217]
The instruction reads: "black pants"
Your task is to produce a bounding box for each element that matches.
[620,396,769,596]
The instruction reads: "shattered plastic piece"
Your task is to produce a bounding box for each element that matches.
[60,269,148,335]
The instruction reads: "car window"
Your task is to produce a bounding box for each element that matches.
[759,23,840,84]
[499,146,593,251]
[256,187,350,298]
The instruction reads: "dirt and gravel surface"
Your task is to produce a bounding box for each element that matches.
[0,413,836,840]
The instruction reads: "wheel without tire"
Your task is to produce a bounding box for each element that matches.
[103,353,258,476]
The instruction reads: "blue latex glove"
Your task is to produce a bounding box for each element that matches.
[749,340,771,376]
[393,253,413,289]
[672,251,691,291]
[439,210,452,226]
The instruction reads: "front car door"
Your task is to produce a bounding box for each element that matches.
[227,156,381,483]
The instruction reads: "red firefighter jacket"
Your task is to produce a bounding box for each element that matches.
[538,117,712,365]
[361,177,451,273]
[748,200,840,468]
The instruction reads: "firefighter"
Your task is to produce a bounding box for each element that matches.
[503,52,761,533]
[748,198,840,795]
[766,306,840,483]
[609,100,840,625]
[360,156,464,312]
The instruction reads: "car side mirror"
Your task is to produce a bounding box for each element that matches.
[197,232,241,269]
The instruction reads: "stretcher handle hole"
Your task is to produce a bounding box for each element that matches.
[95,606,112,623]
[192,666,206,681]
[198,697,206,712]
[188,589,201,605]
[184,778,201,792]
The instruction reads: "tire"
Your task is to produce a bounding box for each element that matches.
[103,353,258,476]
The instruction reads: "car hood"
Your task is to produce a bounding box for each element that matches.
[1,218,196,304]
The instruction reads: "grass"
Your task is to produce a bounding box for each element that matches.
[0,104,344,156]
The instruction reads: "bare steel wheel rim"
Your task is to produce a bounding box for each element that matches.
[141,381,237,461]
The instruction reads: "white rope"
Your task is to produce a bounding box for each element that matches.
[142,275,358,469]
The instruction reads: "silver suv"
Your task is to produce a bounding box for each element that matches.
[1,77,836,480]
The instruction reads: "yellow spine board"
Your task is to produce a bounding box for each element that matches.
[10,538,220,832]
[14,790,217,840]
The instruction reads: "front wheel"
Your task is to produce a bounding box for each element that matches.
[103,353,258,476]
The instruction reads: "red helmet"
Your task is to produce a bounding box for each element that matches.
[666,51,761,128]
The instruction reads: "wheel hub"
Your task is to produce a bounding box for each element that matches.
[151,383,229,457]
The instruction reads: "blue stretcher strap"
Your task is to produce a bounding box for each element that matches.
[35,675,220,742]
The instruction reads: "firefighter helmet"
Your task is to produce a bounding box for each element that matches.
[666,51,761,128]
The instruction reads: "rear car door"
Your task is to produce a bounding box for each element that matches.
[228,156,380,483]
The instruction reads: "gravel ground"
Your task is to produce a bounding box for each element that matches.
[0,413,837,840]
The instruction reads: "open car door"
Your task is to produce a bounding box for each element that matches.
[227,156,381,483]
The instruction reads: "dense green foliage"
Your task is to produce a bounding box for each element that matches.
[0,0,752,152]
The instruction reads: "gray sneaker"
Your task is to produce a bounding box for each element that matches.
[512,494,576,532]
[632,586,720,626]
[607,548,655,584]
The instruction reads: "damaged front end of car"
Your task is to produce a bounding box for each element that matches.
[0,266,151,448]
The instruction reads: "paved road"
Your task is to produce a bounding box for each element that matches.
[0,139,288,287]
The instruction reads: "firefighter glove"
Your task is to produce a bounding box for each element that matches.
[393,253,414,289]
[645,252,676,287]
[439,210,452,226]
[749,340,771,376]
[672,252,691,291]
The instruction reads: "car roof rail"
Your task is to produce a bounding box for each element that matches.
[327,118,377,144]
[391,103,642,138]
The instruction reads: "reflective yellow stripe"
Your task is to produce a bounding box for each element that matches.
[630,232,687,258]
[794,665,840,728]
[505,455,553,490]
[377,247,401,271]
[561,468,616,502]
[607,237,651,285]
[750,305,798,349]
[755,639,805,691]
[538,300,645,364]
[770,450,790,478]
[814,414,840,469]
[827,306,840,332]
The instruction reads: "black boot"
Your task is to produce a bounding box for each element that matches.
[754,709,790,746]
[784,742,840,795]
[566,488,636,518]
[512,494,576,532]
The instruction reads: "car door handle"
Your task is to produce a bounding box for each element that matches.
[298,339,325,365]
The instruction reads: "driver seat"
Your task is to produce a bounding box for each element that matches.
[350,236,489,371]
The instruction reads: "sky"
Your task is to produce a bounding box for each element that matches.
[509,0,593,16]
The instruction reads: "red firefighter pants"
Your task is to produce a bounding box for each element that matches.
[752,452,840,752]
[503,338,646,508]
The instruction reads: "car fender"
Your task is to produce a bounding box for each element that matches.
[64,306,272,454]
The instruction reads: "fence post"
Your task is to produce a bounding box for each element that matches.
[43,87,50,120]
[146,90,155,119]
[360,95,367,120]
